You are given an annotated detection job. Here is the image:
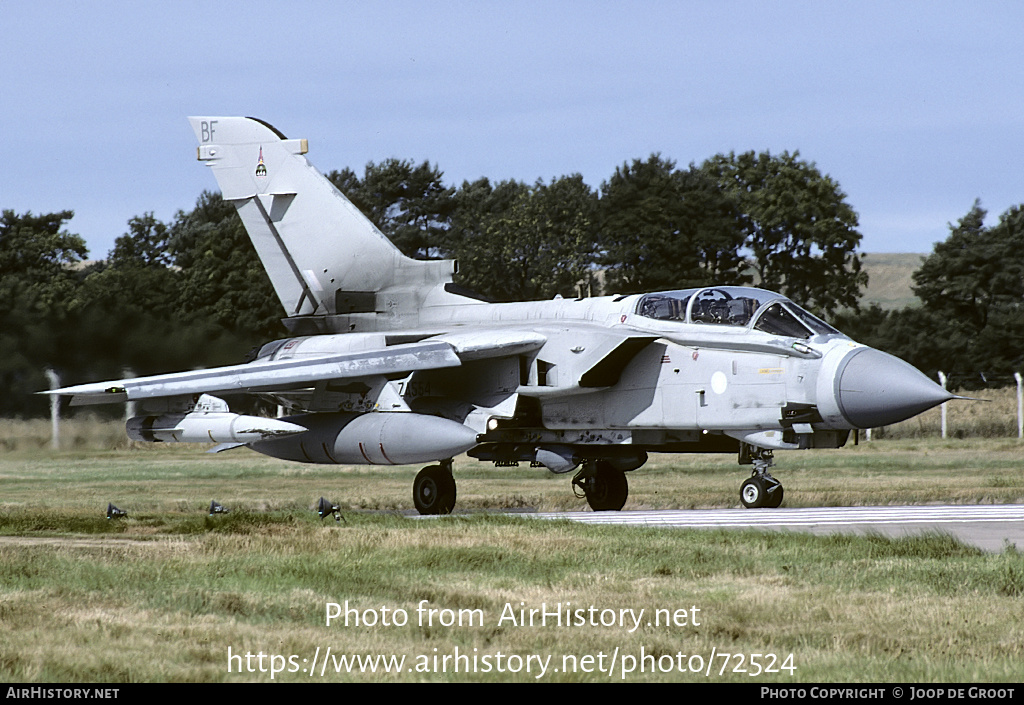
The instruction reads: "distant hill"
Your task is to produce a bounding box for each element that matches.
[859,252,924,310]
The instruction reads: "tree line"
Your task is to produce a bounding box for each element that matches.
[1,149,1020,416]
[325,150,866,314]
[836,200,1024,390]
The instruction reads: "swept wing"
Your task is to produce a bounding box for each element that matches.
[48,330,547,406]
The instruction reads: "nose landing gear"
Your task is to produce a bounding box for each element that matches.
[572,460,629,511]
[739,447,784,508]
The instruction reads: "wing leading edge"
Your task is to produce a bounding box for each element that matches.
[48,341,461,406]
[46,330,550,406]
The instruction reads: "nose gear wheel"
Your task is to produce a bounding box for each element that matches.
[739,448,784,508]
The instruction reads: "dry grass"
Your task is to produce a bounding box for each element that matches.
[882,387,1021,439]
[1,515,1021,683]
[0,417,133,452]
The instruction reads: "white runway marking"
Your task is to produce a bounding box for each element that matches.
[526,505,1024,552]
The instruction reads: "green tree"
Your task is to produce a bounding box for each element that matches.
[909,200,1024,385]
[838,201,1024,388]
[327,159,455,259]
[78,213,178,315]
[107,212,174,268]
[912,200,1024,329]
[0,209,88,414]
[443,177,527,299]
[325,166,361,199]
[834,304,973,383]
[445,176,598,301]
[0,209,87,320]
[69,213,189,377]
[169,191,282,341]
[701,150,867,316]
[599,155,749,294]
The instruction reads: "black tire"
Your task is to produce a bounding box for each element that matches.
[740,476,767,508]
[413,465,457,515]
[584,461,629,511]
[763,481,784,508]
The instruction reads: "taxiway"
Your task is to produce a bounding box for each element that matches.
[528,504,1024,552]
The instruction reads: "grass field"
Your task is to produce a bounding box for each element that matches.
[0,429,1022,683]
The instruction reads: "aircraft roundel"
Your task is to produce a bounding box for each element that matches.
[711,371,728,395]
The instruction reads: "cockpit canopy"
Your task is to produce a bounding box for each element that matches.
[635,287,841,339]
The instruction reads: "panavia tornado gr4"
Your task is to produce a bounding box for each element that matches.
[49,117,955,514]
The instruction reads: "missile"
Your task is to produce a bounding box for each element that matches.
[126,412,306,444]
[250,412,479,465]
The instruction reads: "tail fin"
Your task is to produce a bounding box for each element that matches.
[188,117,456,324]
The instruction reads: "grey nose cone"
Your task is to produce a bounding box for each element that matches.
[836,347,953,429]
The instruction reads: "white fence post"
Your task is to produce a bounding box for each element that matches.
[938,371,948,439]
[45,368,60,450]
[1015,372,1023,440]
[123,368,136,422]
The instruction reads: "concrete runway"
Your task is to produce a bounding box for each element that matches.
[527,505,1024,552]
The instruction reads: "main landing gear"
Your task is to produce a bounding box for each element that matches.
[412,457,632,515]
[413,460,457,515]
[572,460,629,512]
[739,447,784,509]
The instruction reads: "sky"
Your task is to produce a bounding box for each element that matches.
[3,1,1023,258]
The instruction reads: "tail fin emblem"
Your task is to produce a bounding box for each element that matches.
[255,147,268,178]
